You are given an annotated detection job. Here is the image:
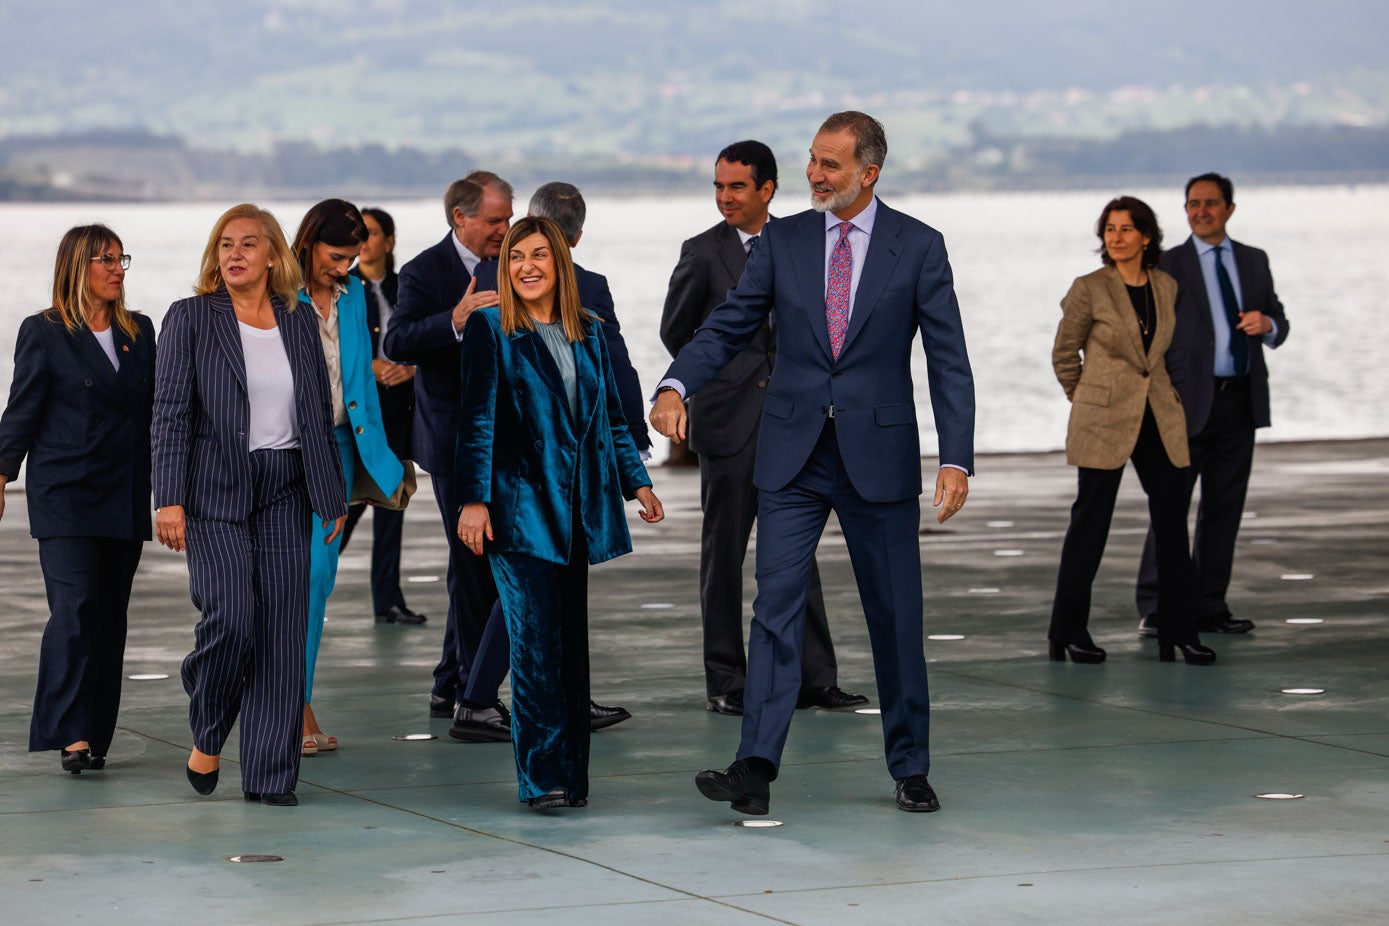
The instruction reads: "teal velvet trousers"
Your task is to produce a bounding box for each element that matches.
[305,423,356,702]
[490,542,591,803]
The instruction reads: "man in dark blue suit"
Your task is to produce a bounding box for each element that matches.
[383,172,512,731]
[652,112,975,815]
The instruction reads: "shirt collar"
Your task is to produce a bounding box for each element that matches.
[299,277,347,307]
[451,231,482,275]
[825,195,879,236]
[1191,233,1236,257]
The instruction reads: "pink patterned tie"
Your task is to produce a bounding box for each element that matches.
[825,222,853,359]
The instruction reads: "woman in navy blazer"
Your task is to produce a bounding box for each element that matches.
[455,217,663,809]
[152,204,347,806]
[291,199,404,755]
[0,225,154,775]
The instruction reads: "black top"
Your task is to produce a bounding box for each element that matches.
[1125,282,1156,354]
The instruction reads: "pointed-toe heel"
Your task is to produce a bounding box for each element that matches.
[186,765,219,795]
[1159,642,1217,665]
[60,748,93,774]
[1048,641,1106,664]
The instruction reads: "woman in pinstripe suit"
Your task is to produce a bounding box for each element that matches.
[152,204,347,807]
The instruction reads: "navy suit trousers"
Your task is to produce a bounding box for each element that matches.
[30,538,142,755]
[429,472,499,699]
[182,448,310,794]
[738,421,931,780]
[341,503,407,615]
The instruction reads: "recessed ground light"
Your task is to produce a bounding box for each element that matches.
[406,575,439,583]
[928,634,966,641]
[968,588,1000,595]
[986,520,1014,528]
[1243,512,1259,520]
[1281,688,1326,695]
[1281,574,1314,581]
[1254,793,1304,800]
[993,549,1024,557]
[733,820,783,828]
[1250,538,1280,545]
[128,673,170,681]
[1286,618,1324,625]
[392,734,437,742]
[641,603,674,610]
[228,855,284,863]
[855,708,882,715]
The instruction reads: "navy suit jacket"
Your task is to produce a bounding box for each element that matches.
[0,310,156,540]
[454,307,651,566]
[350,265,414,459]
[151,289,346,523]
[383,233,472,474]
[474,260,650,452]
[1160,237,1290,434]
[665,201,975,503]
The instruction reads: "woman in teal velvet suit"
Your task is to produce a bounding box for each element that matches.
[455,216,663,809]
[293,200,404,754]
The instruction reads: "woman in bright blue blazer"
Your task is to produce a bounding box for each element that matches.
[455,216,663,809]
[292,200,404,755]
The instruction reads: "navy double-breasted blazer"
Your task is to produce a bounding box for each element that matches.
[665,200,975,503]
[453,307,651,566]
[151,288,346,523]
[0,310,156,540]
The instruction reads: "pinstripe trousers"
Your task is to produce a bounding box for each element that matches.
[304,422,356,701]
[181,448,311,794]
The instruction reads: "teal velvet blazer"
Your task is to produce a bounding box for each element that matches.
[454,307,651,566]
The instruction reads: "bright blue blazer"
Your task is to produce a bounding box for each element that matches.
[298,276,403,501]
[453,307,651,566]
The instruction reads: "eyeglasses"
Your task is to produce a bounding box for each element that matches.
[91,254,132,270]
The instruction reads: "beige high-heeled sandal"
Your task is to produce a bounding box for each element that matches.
[310,733,337,752]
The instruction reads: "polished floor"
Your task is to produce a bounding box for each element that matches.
[2,440,1387,925]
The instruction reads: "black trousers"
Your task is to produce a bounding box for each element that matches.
[698,430,838,698]
[341,502,408,615]
[428,472,499,700]
[29,537,143,755]
[1136,381,1257,620]
[1050,407,1199,648]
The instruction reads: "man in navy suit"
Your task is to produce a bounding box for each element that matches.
[652,112,975,815]
[1135,173,1291,636]
[383,172,512,729]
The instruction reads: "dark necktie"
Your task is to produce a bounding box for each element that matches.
[1213,244,1248,375]
[825,222,854,359]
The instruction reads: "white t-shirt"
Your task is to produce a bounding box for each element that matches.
[238,321,300,451]
[91,326,120,370]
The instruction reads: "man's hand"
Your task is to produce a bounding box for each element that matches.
[1236,310,1273,336]
[372,359,415,387]
[451,277,500,331]
[932,467,969,524]
[650,390,687,442]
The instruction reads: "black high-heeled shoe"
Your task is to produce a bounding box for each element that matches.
[1048,641,1106,664]
[1159,642,1217,665]
[244,791,298,806]
[186,765,219,795]
[88,756,106,770]
[60,748,93,774]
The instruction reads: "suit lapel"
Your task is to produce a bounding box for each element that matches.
[715,223,748,286]
[208,289,248,394]
[111,324,141,409]
[68,325,123,402]
[1176,239,1215,338]
[789,213,833,361]
[1102,266,1148,364]
[573,325,602,439]
[841,204,905,356]
[1231,240,1255,307]
[512,328,568,421]
[1150,272,1177,364]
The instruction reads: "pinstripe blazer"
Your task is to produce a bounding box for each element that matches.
[151,287,347,522]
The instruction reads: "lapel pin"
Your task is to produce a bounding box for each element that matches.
[122,345,130,352]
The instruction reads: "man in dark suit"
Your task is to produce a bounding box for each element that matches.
[652,112,975,815]
[1136,173,1291,635]
[660,140,864,717]
[383,172,512,732]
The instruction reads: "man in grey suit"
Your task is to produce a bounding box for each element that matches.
[1136,172,1291,635]
[660,140,865,716]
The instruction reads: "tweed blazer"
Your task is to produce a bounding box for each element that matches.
[1052,265,1188,470]
[151,288,347,522]
[453,307,651,567]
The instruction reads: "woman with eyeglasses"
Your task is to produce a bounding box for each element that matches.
[0,225,155,775]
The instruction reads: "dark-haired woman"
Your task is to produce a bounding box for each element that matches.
[340,208,426,627]
[294,199,404,755]
[0,225,154,774]
[153,204,347,806]
[1048,196,1215,666]
[455,216,663,809]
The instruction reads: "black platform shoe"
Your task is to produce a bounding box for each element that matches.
[1048,641,1106,664]
[60,748,93,774]
[1159,642,1217,665]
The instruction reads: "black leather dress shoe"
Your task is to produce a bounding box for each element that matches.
[526,789,586,809]
[1137,614,1159,638]
[797,685,870,711]
[1198,615,1255,634]
[589,700,632,731]
[706,690,744,715]
[245,791,298,806]
[429,694,455,718]
[449,700,512,742]
[694,759,771,815]
[61,748,93,774]
[895,775,941,813]
[376,605,427,625]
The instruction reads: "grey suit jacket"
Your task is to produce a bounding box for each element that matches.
[660,220,774,456]
[152,288,346,522]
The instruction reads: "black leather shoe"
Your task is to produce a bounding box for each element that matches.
[1159,642,1217,665]
[706,690,744,715]
[526,788,586,809]
[449,700,512,742]
[1137,614,1159,638]
[694,759,771,815]
[88,756,106,770]
[245,791,298,806]
[60,748,92,774]
[1198,615,1255,634]
[429,694,455,718]
[186,765,218,795]
[377,605,427,625]
[589,700,632,731]
[1048,640,1106,664]
[797,685,870,711]
[895,775,941,813]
